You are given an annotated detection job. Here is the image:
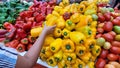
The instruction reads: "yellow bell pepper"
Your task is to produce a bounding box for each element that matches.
[70,13,80,23]
[84,9,96,15]
[50,38,62,52]
[87,62,95,68]
[65,19,75,31]
[52,11,60,17]
[78,4,86,13]
[58,59,71,68]
[40,53,47,61]
[47,56,57,67]
[54,6,63,13]
[63,53,76,64]
[45,15,57,26]
[46,14,53,20]
[77,26,93,38]
[30,27,43,37]
[90,21,97,28]
[70,3,78,13]
[72,59,86,68]
[64,5,71,13]
[91,55,97,62]
[54,50,63,62]
[91,28,97,39]
[57,16,65,29]
[43,36,55,46]
[62,28,70,39]
[75,15,92,29]
[75,45,86,57]
[70,31,86,45]
[40,46,53,59]
[62,0,70,6]
[85,39,96,51]
[62,39,75,53]
[53,28,62,38]
[80,1,90,7]
[59,2,65,8]
[86,3,97,11]
[45,46,53,58]
[92,45,101,57]
[79,52,92,63]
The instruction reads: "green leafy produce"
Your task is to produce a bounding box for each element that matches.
[0,0,32,28]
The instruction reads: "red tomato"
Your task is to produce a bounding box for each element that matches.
[111,12,118,18]
[96,34,102,39]
[116,17,120,21]
[108,31,116,38]
[95,58,106,68]
[103,21,113,32]
[112,41,120,47]
[97,28,104,34]
[99,49,109,59]
[98,13,105,22]
[107,53,119,61]
[112,19,120,26]
[110,46,120,54]
[102,33,113,42]
[104,12,111,21]
[98,23,105,28]
[119,56,120,63]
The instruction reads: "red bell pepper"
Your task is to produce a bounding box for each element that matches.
[46,5,53,15]
[35,14,45,23]
[23,21,32,32]
[15,21,24,28]
[0,38,5,42]
[16,29,27,39]
[5,40,19,48]
[16,44,25,52]
[21,38,29,45]
[19,11,33,18]
[4,22,16,39]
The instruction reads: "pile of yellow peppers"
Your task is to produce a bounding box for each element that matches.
[30,0,101,68]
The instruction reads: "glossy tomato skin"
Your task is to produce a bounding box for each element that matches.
[104,12,111,21]
[102,33,113,42]
[112,41,120,47]
[103,21,113,32]
[112,19,120,26]
[98,13,105,22]
[95,58,106,68]
[110,46,120,54]
[107,53,119,61]
[97,28,104,34]
[108,31,116,38]
[96,34,102,39]
[99,49,109,59]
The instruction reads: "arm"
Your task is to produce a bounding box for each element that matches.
[15,25,56,68]
[114,2,120,9]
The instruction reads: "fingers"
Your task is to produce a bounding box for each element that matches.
[51,25,56,29]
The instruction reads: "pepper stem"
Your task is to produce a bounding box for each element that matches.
[64,32,67,36]
[67,21,72,26]
[67,56,72,61]
[51,47,55,50]
[66,44,71,50]
[78,64,82,68]
[49,59,53,64]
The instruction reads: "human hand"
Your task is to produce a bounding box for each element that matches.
[43,24,56,34]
